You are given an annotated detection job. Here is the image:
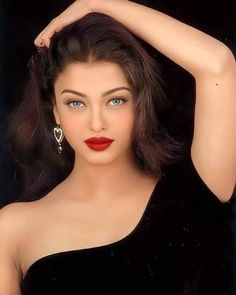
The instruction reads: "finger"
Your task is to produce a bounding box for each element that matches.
[34,20,65,48]
[34,38,45,47]
[34,28,48,47]
[34,18,57,46]
[35,32,53,48]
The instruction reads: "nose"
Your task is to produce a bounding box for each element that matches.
[89,107,107,132]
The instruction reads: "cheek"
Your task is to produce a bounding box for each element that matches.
[114,112,135,138]
[62,118,77,131]
[59,112,84,142]
[58,108,134,135]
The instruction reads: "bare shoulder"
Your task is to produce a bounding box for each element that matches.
[0,201,37,231]
[0,202,29,239]
[0,201,37,294]
[0,202,37,259]
[0,199,49,246]
[0,185,67,241]
[0,200,46,258]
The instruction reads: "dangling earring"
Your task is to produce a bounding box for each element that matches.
[53,124,64,154]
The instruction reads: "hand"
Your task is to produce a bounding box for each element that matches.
[34,0,94,48]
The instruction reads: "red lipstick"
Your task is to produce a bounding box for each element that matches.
[84,137,114,151]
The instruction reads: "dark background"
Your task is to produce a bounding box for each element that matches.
[1,0,236,205]
[0,0,236,292]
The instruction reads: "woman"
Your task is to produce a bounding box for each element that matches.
[1,0,235,294]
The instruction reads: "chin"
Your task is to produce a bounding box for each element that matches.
[76,151,120,165]
[73,143,131,165]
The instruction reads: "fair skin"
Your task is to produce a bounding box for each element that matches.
[0,60,159,289]
[52,61,154,199]
[35,0,236,202]
[0,0,235,293]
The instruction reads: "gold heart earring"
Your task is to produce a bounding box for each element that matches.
[53,124,64,154]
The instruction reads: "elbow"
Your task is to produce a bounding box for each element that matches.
[209,44,236,75]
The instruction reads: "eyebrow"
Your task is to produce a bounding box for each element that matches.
[60,87,131,98]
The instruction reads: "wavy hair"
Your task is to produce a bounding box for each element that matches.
[7,12,184,201]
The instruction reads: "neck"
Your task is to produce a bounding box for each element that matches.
[64,149,148,199]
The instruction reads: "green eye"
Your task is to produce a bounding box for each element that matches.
[109,97,128,105]
[66,97,128,108]
[67,101,84,108]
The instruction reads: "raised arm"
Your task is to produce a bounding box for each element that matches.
[95,1,235,75]
[35,0,236,202]
[35,0,234,75]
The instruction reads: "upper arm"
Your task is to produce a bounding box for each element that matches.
[191,48,236,203]
[0,204,24,295]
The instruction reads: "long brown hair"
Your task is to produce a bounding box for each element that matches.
[7,12,184,201]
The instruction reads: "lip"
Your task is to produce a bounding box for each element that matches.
[84,137,114,144]
[84,137,114,152]
[85,141,113,151]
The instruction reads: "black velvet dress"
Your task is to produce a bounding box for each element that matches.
[20,152,234,295]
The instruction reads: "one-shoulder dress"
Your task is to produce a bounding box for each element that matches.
[20,152,234,295]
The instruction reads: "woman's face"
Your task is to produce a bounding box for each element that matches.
[53,61,135,165]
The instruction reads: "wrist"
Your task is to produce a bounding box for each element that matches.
[91,0,127,13]
[90,0,104,13]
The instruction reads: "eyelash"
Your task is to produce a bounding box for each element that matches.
[65,97,128,108]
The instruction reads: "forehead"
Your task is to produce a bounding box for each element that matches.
[54,61,130,95]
